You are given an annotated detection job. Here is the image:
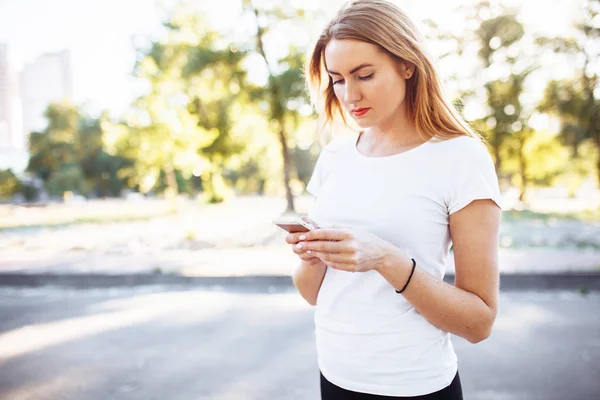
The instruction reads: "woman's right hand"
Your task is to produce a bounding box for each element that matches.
[286,216,325,266]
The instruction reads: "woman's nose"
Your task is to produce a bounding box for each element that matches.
[344,82,362,104]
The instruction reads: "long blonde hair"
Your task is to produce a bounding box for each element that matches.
[307,0,480,142]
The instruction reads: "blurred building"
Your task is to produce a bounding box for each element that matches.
[0,43,12,148]
[0,45,73,172]
[0,43,28,172]
[20,50,73,145]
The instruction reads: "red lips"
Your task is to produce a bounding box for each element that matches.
[351,107,371,117]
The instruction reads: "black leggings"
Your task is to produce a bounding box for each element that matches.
[320,371,463,400]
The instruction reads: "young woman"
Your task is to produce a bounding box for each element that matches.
[286,1,502,399]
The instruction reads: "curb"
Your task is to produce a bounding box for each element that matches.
[1,272,599,291]
[0,273,294,290]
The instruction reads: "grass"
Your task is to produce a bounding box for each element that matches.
[498,242,600,250]
[502,209,600,223]
[0,209,176,232]
[184,230,197,240]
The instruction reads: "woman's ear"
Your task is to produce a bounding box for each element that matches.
[401,61,416,79]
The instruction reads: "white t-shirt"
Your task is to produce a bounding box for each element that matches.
[305,133,501,397]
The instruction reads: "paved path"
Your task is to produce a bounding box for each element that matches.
[0,287,598,400]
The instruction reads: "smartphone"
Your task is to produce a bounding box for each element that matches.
[273,217,313,233]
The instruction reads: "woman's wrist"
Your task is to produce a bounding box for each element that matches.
[306,258,326,267]
[376,246,414,290]
[299,257,327,272]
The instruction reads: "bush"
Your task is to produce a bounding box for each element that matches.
[0,169,23,198]
[46,164,89,197]
[23,184,39,201]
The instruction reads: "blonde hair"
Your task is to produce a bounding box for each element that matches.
[307,0,481,142]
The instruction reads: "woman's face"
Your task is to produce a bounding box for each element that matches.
[324,39,414,128]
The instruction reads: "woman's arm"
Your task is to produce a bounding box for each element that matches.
[292,260,327,306]
[377,199,501,344]
[287,216,328,306]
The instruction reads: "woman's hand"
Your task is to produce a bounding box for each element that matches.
[295,227,396,273]
[286,216,325,267]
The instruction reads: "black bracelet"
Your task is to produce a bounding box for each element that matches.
[395,258,416,294]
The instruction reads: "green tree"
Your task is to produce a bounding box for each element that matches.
[475,68,537,201]
[26,103,132,197]
[434,1,544,200]
[0,169,22,199]
[27,103,80,182]
[91,150,134,197]
[471,4,526,175]
[242,0,312,212]
[46,163,89,197]
[123,12,249,202]
[182,20,249,202]
[77,114,132,197]
[114,2,316,204]
[537,0,600,186]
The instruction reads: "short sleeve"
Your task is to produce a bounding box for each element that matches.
[305,148,328,197]
[446,138,502,215]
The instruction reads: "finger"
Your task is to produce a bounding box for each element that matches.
[300,216,320,229]
[311,251,355,263]
[303,240,349,253]
[292,244,306,255]
[286,233,299,244]
[285,228,318,244]
[286,232,309,244]
[294,246,323,262]
[293,244,325,260]
[303,228,352,242]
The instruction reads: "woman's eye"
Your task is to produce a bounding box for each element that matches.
[332,73,373,85]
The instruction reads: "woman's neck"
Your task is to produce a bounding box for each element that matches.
[365,106,422,147]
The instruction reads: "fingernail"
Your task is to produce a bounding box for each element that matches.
[296,243,302,249]
[306,250,312,254]
[299,235,306,240]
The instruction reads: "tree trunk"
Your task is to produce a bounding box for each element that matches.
[248,2,295,212]
[518,138,527,202]
[492,131,502,182]
[163,164,178,199]
[582,55,599,188]
[278,126,295,212]
[595,131,600,188]
[207,170,226,204]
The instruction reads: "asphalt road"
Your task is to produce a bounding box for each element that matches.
[0,286,599,400]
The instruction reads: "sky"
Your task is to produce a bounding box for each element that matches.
[0,0,582,119]
[0,0,164,116]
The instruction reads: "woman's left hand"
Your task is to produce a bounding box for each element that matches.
[295,227,395,273]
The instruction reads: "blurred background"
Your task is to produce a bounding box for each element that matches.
[0,0,599,399]
[0,0,599,275]
[0,0,599,273]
